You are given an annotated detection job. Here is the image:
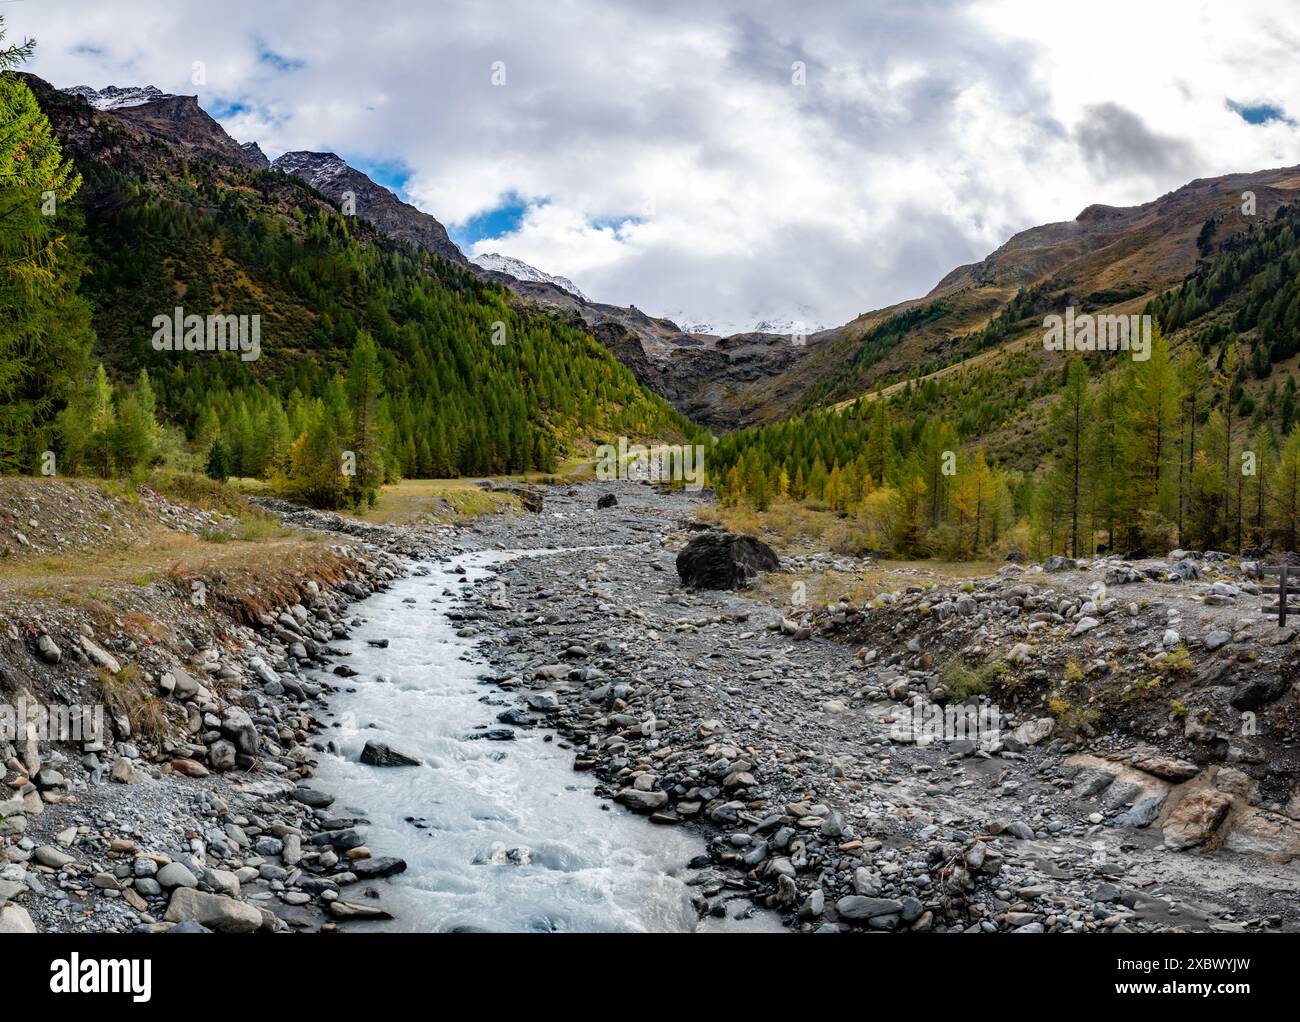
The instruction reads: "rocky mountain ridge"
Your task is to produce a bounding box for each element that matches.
[270,150,466,266]
[46,79,812,429]
[64,85,173,111]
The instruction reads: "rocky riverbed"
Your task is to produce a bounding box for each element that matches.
[2,479,1298,933]
[449,484,1300,933]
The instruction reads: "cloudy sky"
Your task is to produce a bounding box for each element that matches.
[12,0,1300,333]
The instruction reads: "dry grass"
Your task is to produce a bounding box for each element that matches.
[0,526,335,627]
[694,498,1001,610]
[356,478,521,526]
[696,498,872,554]
[696,499,999,568]
[199,513,297,544]
[150,471,257,517]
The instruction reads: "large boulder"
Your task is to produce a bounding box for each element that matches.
[0,904,37,933]
[164,888,262,933]
[1005,717,1054,750]
[676,531,779,590]
[1163,790,1232,850]
[221,707,261,758]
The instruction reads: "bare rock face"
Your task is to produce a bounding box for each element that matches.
[271,151,466,265]
[676,531,779,590]
[111,94,270,170]
[473,253,589,300]
[1163,790,1232,850]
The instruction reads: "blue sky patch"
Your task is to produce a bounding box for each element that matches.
[590,215,640,234]
[448,194,531,249]
[343,155,414,198]
[1226,99,1294,126]
[257,45,304,73]
[208,99,250,120]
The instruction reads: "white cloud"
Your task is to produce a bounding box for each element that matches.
[13,0,1300,335]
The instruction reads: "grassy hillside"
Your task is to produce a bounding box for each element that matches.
[710,201,1300,560]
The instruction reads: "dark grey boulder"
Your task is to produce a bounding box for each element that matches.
[1230,676,1288,710]
[291,787,334,809]
[351,856,408,879]
[676,531,779,590]
[360,740,422,767]
[466,727,515,741]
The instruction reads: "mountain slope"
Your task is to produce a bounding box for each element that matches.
[51,79,1300,440]
[104,92,270,170]
[22,73,696,483]
[50,80,832,429]
[704,194,1300,563]
[782,167,1300,416]
[264,150,765,417]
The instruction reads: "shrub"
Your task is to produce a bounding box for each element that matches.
[939,658,1000,700]
[1047,694,1101,737]
[1158,645,1194,677]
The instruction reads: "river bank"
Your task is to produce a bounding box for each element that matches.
[0,480,457,933]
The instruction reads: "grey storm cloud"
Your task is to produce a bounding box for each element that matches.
[1074,102,1199,180]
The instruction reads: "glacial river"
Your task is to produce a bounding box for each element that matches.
[312,550,778,932]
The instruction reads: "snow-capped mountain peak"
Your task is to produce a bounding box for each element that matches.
[660,307,828,338]
[269,151,351,190]
[472,253,589,301]
[752,314,828,336]
[64,85,174,111]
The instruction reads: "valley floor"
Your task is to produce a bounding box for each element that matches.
[1,476,1297,933]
